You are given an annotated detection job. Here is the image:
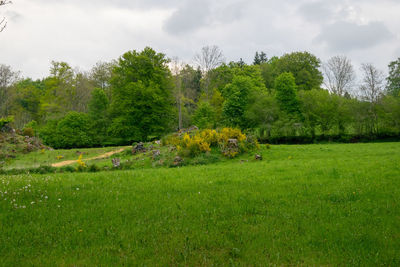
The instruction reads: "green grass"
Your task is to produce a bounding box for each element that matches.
[2,146,129,170]
[1,143,400,265]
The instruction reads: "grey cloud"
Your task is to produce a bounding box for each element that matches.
[298,1,335,23]
[2,0,400,80]
[316,21,394,52]
[163,1,211,35]
[213,1,246,24]
[33,0,180,10]
[163,0,247,35]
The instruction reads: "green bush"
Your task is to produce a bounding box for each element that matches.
[39,112,95,148]
[0,116,14,129]
[22,127,34,137]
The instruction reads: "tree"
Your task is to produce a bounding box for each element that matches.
[245,90,279,138]
[274,52,323,91]
[90,61,115,100]
[253,51,268,65]
[109,47,174,141]
[359,63,385,103]
[299,89,340,136]
[194,45,225,74]
[274,72,300,114]
[194,45,225,99]
[386,58,400,97]
[9,79,43,127]
[170,57,184,130]
[88,88,109,142]
[0,64,19,116]
[192,101,216,129]
[260,56,279,90]
[322,55,356,96]
[222,75,260,128]
[0,0,11,32]
[359,63,385,134]
[39,61,94,120]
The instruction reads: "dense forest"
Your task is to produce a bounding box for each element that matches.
[1,46,399,148]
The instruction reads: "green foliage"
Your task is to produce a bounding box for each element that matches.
[299,89,349,136]
[244,91,280,137]
[22,127,34,137]
[387,58,400,97]
[2,48,400,149]
[274,73,300,114]
[0,116,14,129]
[260,52,323,91]
[253,51,268,65]
[192,102,216,129]
[39,112,94,148]
[275,52,323,90]
[88,88,109,142]
[110,47,174,141]
[222,75,265,128]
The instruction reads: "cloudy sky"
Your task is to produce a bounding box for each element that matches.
[0,0,399,79]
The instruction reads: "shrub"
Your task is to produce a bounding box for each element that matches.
[39,112,94,149]
[76,154,86,170]
[23,121,38,137]
[61,166,75,173]
[22,127,34,137]
[165,127,258,158]
[0,116,14,129]
[178,133,211,157]
[161,133,181,147]
[218,128,246,143]
[192,102,216,129]
[88,164,100,172]
[200,129,219,147]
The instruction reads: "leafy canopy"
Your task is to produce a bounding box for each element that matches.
[110,47,174,141]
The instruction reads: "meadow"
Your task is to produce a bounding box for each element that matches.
[1,142,400,266]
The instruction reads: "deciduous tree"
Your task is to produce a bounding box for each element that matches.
[109,47,174,141]
[0,64,19,116]
[274,72,300,114]
[194,45,225,99]
[323,55,356,96]
[359,63,385,103]
[386,58,400,97]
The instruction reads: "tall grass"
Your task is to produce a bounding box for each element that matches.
[0,143,399,265]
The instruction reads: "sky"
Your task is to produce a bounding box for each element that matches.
[0,0,399,80]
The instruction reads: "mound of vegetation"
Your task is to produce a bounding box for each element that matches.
[159,127,260,165]
[0,116,49,165]
[1,127,262,175]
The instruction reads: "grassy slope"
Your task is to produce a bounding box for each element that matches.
[0,143,399,266]
[2,146,129,170]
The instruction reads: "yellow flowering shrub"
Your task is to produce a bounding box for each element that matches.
[200,129,219,146]
[76,154,86,168]
[164,127,258,158]
[219,128,246,143]
[179,133,211,156]
[162,134,181,146]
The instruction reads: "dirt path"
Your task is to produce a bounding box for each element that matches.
[51,148,126,167]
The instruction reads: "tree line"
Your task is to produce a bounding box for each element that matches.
[0,46,399,148]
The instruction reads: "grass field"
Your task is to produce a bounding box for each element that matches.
[1,143,400,265]
[2,146,129,170]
